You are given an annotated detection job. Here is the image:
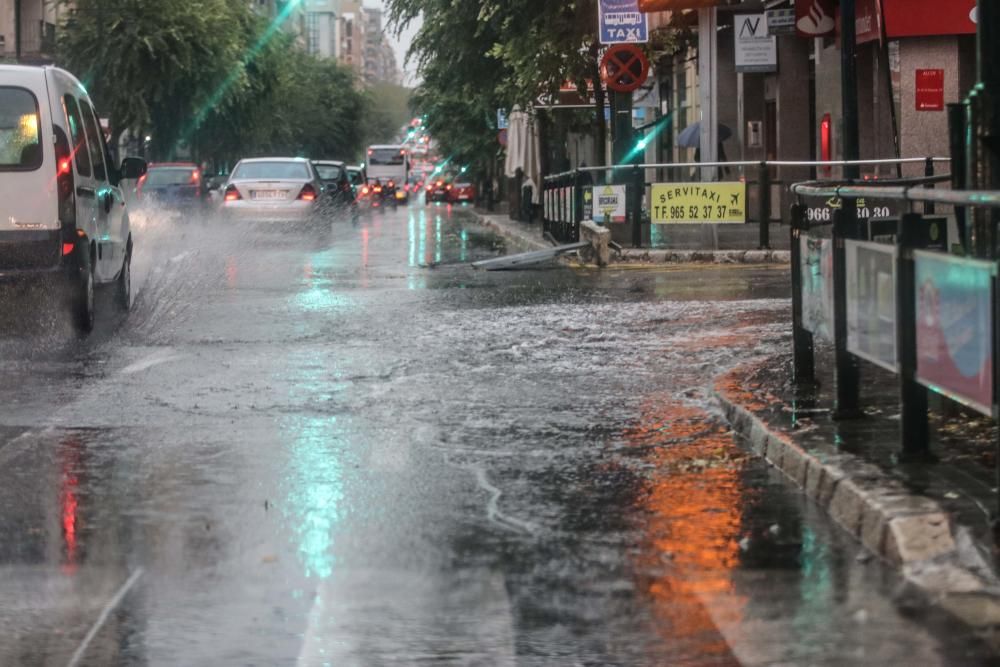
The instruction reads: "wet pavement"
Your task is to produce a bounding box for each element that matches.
[0,202,996,665]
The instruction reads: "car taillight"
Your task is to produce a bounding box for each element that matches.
[426,186,432,192]
[361,186,369,196]
[388,180,395,189]
[62,242,75,256]
[374,186,383,193]
[446,184,452,190]
[53,127,75,227]
[298,184,317,201]
[191,170,201,185]
[224,185,241,201]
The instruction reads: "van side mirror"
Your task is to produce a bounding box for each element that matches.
[120,157,147,180]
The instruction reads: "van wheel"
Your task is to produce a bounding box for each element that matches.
[72,252,95,333]
[116,247,131,312]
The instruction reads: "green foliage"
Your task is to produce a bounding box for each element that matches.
[59,0,374,165]
[364,82,413,146]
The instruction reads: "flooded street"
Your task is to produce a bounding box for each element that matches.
[0,204,992,665]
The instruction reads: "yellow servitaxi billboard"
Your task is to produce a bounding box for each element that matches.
[651,182,746,224]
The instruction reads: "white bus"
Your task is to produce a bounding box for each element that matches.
[365,144,410,202]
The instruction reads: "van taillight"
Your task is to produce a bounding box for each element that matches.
[53,127,75,227]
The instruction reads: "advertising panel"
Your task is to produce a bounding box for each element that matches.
[735,14,777,73]
[846,240,898,372]
[592,185,628,224]
[801,235,834,342]
[915,251,996,416]
[651,183,746,224]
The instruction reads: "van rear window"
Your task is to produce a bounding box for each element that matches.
[0,87,41,171]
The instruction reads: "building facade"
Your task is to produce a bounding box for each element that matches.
[0,0,62,64]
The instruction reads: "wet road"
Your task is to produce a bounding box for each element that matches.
[0,203,994,666]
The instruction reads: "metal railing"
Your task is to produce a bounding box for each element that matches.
[788,175,1000,512]
[541,157,950,249]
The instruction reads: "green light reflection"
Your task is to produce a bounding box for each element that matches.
[283,413,344,579]
[435,216,442,264]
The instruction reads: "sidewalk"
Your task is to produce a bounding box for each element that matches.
[469,209,790,265]
[716,348,1000,635]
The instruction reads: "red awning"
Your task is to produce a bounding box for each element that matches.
[881,0,976,38]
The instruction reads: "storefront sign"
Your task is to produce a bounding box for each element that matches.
[916,69,945,111]
[915,251,995,416]
[651,183,746,224]
[795,0,835,38]
[855,0,883,45]
[592,185,627,224]
[801,235,834,343]
[735,14,777,74]
[767,8,797,35]
[846,240,898,372]
[882,0,976,38]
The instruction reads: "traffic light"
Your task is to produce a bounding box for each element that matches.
[638,0,720,10]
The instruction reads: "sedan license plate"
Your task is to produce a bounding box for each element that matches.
[251,190,285,201]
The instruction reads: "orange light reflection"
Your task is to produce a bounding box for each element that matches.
[627,395,748,664]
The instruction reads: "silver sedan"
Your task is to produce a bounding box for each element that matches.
[221,158,322,221]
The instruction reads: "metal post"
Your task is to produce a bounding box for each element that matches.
[698,7,718,182]
[841,0,860,179]
[967,0,1000,259]
[542,179,550,237]
[790,203,815,385]
[897,212,931,461]
[833,207,862,419]
[573,170,583,242]
[759,162,771,249]
[612,91,634,166]
[948,103,969,253]
[923,158,935,215]
[836,1,862,415]
[632,165,643,248]
[14,0,21,62]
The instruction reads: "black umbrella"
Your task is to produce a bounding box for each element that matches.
[676,122,733,149]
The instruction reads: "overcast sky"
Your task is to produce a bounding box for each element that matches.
[366,0,422,87]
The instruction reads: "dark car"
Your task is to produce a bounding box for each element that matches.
[425,178,452,203]
[137,162,205,210]
[312,160,354,213]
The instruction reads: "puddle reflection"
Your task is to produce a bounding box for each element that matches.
[627,395,745,664]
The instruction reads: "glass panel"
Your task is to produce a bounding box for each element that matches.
[0,87,42,171]
[232,161,310,180]
[62,95,91,177]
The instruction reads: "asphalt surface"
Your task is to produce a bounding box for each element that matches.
[0,202,995,666]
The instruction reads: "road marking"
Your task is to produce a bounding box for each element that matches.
[120,349,183,375]
[66,568,144,667]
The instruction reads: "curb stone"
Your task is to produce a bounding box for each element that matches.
[715,365,1000,629]
[468,212,792,265]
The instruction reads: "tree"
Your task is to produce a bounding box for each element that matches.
[59,0,250,160]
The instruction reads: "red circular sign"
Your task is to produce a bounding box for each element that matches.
[600,44,650,93]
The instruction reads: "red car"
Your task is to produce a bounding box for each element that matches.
[448,181,476,204]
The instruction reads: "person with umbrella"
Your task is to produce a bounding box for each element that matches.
[677,122,733,180]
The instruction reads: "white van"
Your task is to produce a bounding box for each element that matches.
[0,65,146,332]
